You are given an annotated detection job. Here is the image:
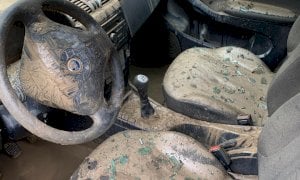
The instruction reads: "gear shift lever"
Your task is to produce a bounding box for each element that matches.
[133,74,155,118]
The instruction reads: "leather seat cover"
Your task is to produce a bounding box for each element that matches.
[71,130,229,180]
[163,47,273,126]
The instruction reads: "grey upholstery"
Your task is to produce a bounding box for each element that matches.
[287,17,300,52]
[267,17,300,115]
[163,47,273,126]
[258,16,300,179]
[258,94,300,179]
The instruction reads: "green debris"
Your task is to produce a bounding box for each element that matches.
[118,155,128,165]
[184,177,194,180]
[109,160,116,180]
[122,131,130,138]
[240,7,248,12]
[190,84,197,88]
[258,102,267,110]
[211,95,217,100]
[169,156,183,170]
[226,47,233,53]
[250,94,256,100]
[109,155,129,179]
[152,155,168,170]
[222,64,230,68]
[261,77,268,84]
[240,3,254,12]
[221,96,235,103]
[259,96,266,101]
[248,77,256,84]
[224,87,236,94]
[223,77,229,82]
[223,57,230,62]
[138,147,152,156]
[168,155,183,179]
[231,59,239,65]
[221,69,230,76]
[238,87,246,94]
[213,87,221,94]
[253,65,265,74]
[235,70,243,76]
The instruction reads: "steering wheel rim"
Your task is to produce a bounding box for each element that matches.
[0,0,124,145]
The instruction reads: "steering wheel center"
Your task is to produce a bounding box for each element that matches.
[67,58,83,73]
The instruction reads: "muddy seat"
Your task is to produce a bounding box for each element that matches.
[163,17,300,126]
[71,130,230,179]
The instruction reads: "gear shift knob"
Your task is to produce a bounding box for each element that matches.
[133,74,155,118]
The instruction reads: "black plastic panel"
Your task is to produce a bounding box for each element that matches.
[121,0,160,36]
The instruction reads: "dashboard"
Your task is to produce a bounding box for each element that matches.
[2,0,161,64]
[72,0,160,48]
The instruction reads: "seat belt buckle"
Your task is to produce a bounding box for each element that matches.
[237,114,253,126]
[209,145,231,169]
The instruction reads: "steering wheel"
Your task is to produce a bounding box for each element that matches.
[0,0,124,145]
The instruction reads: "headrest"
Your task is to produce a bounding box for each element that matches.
[287,16,300,52]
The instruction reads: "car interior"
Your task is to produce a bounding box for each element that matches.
[0,0,300,179]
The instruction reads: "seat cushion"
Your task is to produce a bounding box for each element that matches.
[163,47,274,126]
[71,131,229,180]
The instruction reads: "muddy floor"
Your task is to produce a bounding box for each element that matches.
[0,140,97,180]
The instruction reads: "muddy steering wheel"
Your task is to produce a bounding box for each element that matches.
[0,0,124,145]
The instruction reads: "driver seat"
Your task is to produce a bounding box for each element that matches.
[163,17,300,126]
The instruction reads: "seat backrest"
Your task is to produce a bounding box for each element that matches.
[259,17,300,179]
[267,17,300,116]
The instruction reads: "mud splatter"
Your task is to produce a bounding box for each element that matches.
[87,160,97,170]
